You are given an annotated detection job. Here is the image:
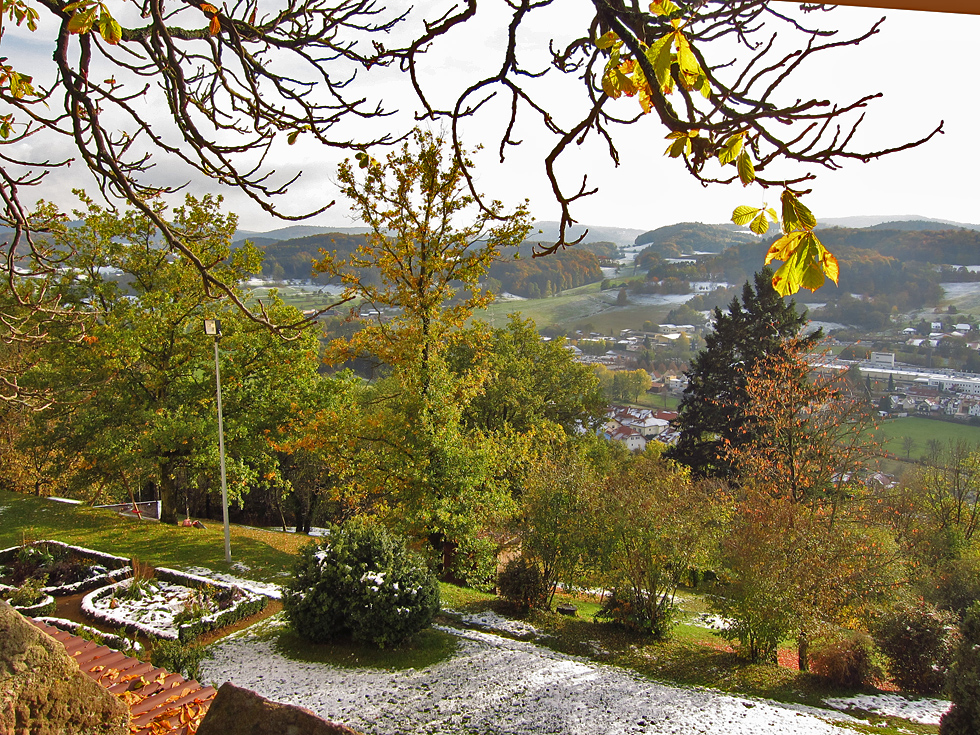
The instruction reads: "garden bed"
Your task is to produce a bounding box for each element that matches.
[0,540,131,595]
[0,583,56,616]
[82,566,266,642]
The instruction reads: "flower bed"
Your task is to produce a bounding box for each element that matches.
[0,583,56,616]
[0,540,131,595]
[82,567,266,642]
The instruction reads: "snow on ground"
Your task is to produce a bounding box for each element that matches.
[686,613,730,631]
[822,693,951,726]
[447,608,541,639]
[85,579,196,638]
[202,615,870,735]
[181,566,283,600]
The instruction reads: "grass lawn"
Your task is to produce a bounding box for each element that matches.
[0,489,302,584]
[873,416,980,461]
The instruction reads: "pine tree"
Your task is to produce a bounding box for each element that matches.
[666,268,818,477]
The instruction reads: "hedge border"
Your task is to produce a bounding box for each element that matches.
[0,540,131,596]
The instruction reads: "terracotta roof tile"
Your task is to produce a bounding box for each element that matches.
[29,618,217,735]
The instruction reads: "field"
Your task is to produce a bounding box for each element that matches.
[873,415,980,461]
[473,282,688,333]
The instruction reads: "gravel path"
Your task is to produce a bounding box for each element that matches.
[201,619,859,735]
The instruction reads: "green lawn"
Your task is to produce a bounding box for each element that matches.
[0,489,303,584]
[873,416,980,461]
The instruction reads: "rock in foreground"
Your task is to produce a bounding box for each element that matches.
[0,600,129,735]
[198,681,364,735]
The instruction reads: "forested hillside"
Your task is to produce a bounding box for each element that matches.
[487,245,603,298]
[634,223,754,260]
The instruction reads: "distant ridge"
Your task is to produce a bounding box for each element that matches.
[817,215,980,231]
[528,221,645,247]
[233,224,370,243]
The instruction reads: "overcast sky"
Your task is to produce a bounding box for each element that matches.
[10,3,980,235]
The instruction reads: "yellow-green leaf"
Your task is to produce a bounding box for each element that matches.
[801,260,825,292]
[596,31,619,50]
[650,0,680,16]
[750,213,771,235]
[602,68,620,99]
[666,138,687,158]
[638,87,653,114]
[287,131,299,145]
[764,231,804,266]
[718,134,744,166]
[816,238,839,285]
[737,150,755,185]
[99,12,122,44]
[67,7,97,34]
[731,205,757,226]
[780,189,817,231]
[695,74,710,99]
[674,33,700,89]
[771,248,809,297]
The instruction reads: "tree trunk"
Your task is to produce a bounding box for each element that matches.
[798,629,810,672]
[159,461,178,524]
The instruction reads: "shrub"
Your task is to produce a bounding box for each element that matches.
[281,519,440,648]
[940,603,980,735]
[810,630,883,688]
[596,588,675,639]
[7,575,47,607]
[498,556,547,613]
[150,639,207,681]
[874,598,959,694]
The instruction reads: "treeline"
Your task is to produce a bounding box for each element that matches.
[706,239,942,312]
[241,232,368,282]
[487,247,603,298]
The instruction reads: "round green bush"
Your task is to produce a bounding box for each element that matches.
[874,598,958,695]
[281,519,440,648]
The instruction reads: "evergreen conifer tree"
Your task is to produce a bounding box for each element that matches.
[666,268,818,477]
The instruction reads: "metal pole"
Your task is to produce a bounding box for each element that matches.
[214,337,231,564]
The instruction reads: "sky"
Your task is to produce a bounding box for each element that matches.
[6,2,979,235]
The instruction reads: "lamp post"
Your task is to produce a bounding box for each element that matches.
[204,318,231,564]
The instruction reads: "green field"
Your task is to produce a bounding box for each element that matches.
[473,283,681,334]
[873,415,980,461]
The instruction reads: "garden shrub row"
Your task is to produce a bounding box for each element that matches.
[156,567,267,642]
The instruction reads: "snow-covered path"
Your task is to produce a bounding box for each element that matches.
[201,619,863,735]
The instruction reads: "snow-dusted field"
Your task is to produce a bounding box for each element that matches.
[200,615,944,735]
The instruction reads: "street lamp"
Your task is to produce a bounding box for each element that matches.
[204,318,231,564]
